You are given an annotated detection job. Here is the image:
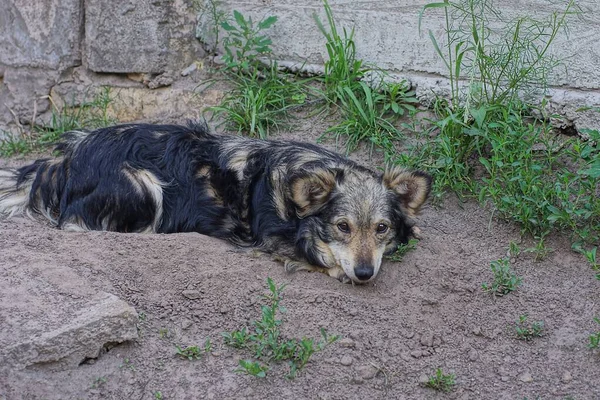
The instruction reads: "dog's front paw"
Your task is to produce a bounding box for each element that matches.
[284,259,303,273]
[411,226,423,239]
[338,273,352,284]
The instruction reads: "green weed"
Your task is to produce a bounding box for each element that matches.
[195,0,228,55]
[386,238,419,262]
[0,132,32,157]
[91,376,107,389]
[481,258,522,296]
[514,314,544,341]
[209,68,308,138]
[175,343,210,361]
[222,277,339,378]
[153,391,163,400]
[221,10,277,74]
[423,368,456,392]
[396,0,600,249]
[589,317,600,349]
[207,9,309,138]
[37,87,116,146]
[314,0,417,152]
[236,359,269,378]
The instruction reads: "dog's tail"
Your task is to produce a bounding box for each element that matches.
[0,159,63,224]
[0,131,89,223]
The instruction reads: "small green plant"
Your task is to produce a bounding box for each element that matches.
[0,132,32,157]
[175,344,210,361]
[589,317,600,349]
[158,328,170,339]
[37,87,116,146]
[222,278,339,378]
[481,258,522,296]
[313,0,418,152]
[195,0,229,55]
[387,238,419,262]
[209,69,308,138]
[423,368,456,392]
[204,337,212,353]
[221,10,277,73]
[514,314,544,341]
[91,376,107,389]
[153,390,163,400]
[236,359,269,378]
[120,358,135,371]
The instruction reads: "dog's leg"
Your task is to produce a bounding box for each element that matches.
[283,259,350,283]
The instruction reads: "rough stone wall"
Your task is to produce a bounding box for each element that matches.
[0,0,205,133]
[1,0,599,134]
[197,0,600,131]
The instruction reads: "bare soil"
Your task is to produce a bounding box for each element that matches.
[0,117,599,400]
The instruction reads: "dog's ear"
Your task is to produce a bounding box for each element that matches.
[289,169,337,218]
[383,167,432,217]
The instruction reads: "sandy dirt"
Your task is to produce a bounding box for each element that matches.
[0,117,599,400]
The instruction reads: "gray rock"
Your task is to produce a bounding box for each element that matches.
[356,364,379,380]
[338,338,356,348]
[561,371,573,383]
[420,333,434,347]
[0,0,83,69]
[182,290,202,300]
[340,355,353,366]
[0,292,138,370]
[518,372,533,383]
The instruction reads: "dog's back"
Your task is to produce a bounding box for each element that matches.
[0,122,431,283]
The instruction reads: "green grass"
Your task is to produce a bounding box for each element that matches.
[0,87,116,157]
[206,9,311,138]
[313,0,418,152]
[481,258,522,297]
[514,314,545,341]
[393,0,599,254]
[423,368,456,392]
[386,238,419,262]
[222,278,339,379]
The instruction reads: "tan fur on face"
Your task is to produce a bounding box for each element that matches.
[383,166,431,217]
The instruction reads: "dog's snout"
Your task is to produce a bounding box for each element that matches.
[354,265,374,281]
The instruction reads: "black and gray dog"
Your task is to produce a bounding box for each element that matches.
[0,122,431,284]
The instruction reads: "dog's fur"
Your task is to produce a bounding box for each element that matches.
[0,122,431,283]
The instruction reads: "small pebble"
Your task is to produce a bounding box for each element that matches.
[356,365,379,380]
[410,350,422,359]
[501,376,510,382]
[468,348,478,361]
[518,372,533,383]
[420,333,434,347]
[181,319,193,330]
[340,355,353,366]
[181,62,198,76]
[472,326,482,336]
[562,371,573,383]
[182,290,201,300]
[348,308,358,316]
[338,338,356,348]
[418,374,429,384]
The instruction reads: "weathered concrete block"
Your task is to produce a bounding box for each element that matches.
[85,0,202,74]
[0,0,83,69]
[0,66,59,124]
[0,292,138,370]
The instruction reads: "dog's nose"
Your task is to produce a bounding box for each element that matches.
[354,265,374,281]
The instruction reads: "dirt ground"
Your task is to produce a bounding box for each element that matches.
[0,116,599,400]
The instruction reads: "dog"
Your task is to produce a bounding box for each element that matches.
[0,122,431,284]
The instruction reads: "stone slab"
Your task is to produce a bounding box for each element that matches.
[0,234,138,370]
[0,0,83,69]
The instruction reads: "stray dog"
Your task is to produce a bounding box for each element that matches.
[0,122,431,284]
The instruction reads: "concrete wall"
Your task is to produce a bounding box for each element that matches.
[1,0,599,133]
[198,0,600,130]
[0,0,205,133]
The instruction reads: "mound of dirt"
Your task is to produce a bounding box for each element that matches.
[1,128,599,399]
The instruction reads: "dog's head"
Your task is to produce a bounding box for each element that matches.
[290,165,431,284]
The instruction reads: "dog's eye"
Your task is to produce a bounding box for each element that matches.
[337,222,350,233]
[376,223,389,233]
